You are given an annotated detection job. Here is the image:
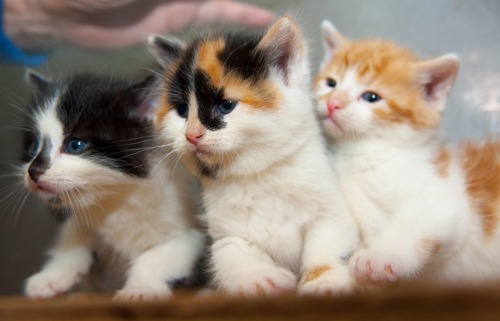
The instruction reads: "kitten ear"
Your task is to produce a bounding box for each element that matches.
[129,73,162,121]
[257,16,305,80]
[147,34,185,67]
[25,69,52,93]
[415,54,460,112]
[321,20,347,67]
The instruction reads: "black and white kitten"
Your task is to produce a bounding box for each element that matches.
[22,71,204,301]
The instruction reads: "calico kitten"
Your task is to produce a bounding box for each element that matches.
[22,71,205,300]
[315,20,500,286]
[148,16,359,296]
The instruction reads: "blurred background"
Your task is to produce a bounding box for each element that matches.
[1,0,499,295]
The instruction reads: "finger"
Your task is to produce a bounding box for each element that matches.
[193,0,274,27]
[66,0,139,13]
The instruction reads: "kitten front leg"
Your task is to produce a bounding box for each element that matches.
[25,220,93,298]
[298,217,359,296]
[349,179,462,285]
[211,236,297,297]
[114,229,205,301]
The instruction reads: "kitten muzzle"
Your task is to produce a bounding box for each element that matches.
[327,96,346,115]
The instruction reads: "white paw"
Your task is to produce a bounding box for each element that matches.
[25,270,84,299]
[299,266,353,296]
[225,266,296,297]
[350,249,408,285]
[114,285,173,302]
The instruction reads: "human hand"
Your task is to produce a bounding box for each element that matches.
[4,0,274,51]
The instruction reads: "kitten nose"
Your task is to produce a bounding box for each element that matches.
[186,131,204,146]
[28,165,44,182]
[327,96,345,115]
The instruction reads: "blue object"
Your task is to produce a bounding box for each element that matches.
[0,0,47,65]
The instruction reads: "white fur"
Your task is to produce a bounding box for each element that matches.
[24,100,205,300]
[158,18,359,296]
[316,64,500,287]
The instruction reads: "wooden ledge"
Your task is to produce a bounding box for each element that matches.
[1,287,500,320]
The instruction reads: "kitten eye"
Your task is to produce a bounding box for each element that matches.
[216,100,237,115]
[361,91,382,103]
[27,140,40,158]
[65,138,88,155]
[176,103,189,118]
[326,78,337,88]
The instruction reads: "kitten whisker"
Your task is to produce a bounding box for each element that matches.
[147,147,182,181]
[112,135,159,143]
[109,143,173,159]
[74,187,100,228]
[170,149,185,176]
[0,87,29,106]
[0,180,31,227]
[12,189,30,227]
[68,188,91,230]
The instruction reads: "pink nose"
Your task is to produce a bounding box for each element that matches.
[327,97,344,115]
[186,132,204,146]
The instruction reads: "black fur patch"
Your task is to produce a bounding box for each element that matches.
[219,32,268,82]
[54,75,156,178]
[194,70,226,131]
[168,41,198,107]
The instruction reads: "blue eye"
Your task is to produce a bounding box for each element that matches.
[65,139,88,155]
[326,78,337,88]
[176,104,189,118]
[27,140,39,158]
[361,91,382,103]
[216,100,237,115]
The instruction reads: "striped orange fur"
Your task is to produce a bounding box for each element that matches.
[461,140,500,238]
[434,145,452,178]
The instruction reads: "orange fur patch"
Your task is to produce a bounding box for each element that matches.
[197,39,225,86]
[461,140,500,238]
[155,93,171,131]
[433,145,451,178]
[420,239,442,258]
[155,59,183,130]
[301,265,332,285]
[223,74,279,110]
[195,38,280,111]
[318,40,441,129]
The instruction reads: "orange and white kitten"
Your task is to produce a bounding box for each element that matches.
[315,20,500,287]
[149,17,360,296]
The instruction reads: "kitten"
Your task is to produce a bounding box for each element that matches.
[148,16,360,296]
[315,20,500,286]
[22,71,205,300]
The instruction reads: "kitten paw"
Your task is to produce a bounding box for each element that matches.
[350,250,405,285]
[25,270,84,299]
[226,266,296,297]
[114,285,172,302]
[298,265,353,296]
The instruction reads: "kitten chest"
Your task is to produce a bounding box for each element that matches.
[333,152,416,243]
[204,182,313,274]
